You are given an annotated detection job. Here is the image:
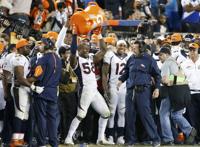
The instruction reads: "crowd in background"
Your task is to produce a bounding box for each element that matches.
[1,0,200,36]
[0,0,200,147]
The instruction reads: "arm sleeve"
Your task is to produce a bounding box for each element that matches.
[169,61,179,75]
[118,57,130,82]
[151,59,161,89]
[71,34,77,55]
[55,26,68,51]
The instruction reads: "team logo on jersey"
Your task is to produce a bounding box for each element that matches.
[34,65,43,77]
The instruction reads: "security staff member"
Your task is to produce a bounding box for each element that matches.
[117,40,161,147]
[28,38,62,147]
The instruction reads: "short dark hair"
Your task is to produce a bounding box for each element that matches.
[134,40,146,53]
[58,46,70,56]
[159,47,171,55]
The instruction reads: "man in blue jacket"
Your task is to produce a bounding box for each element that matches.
[28,38,62,147]
[117,40,161,147]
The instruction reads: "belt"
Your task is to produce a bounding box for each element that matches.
[190,89,200,92]
[11,12,29,16]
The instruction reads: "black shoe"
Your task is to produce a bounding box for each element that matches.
[185,127,197,144]
[161,141,174,145]
[1,143,10,147]
[152,141,160,147]
[141,141,152,145]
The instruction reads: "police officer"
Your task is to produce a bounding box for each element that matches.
[117,40,161,147]
[28,38,62,147]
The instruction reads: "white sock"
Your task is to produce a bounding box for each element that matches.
[0,121,3,132]
[67,117,81,139]
[98,117,108,140]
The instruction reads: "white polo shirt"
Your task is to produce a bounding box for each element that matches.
[181,56,200,94]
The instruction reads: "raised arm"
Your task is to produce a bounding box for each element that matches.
[55,20,69,51]
[69,25,78,68]
[93,33,108,64]
[102,62,110,95]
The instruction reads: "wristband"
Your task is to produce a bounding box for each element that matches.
[97,34,103,40]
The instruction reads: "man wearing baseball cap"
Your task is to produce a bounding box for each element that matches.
[181,42,200,144]
[10,39,44,147]
[159,46,196,145]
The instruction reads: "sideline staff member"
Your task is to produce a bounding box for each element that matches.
[28,38,62,147]
[117,40,161,147]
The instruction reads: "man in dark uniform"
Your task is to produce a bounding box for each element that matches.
[117,40,161,147]
[28,38,62,147]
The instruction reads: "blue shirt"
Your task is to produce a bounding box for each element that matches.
[34,52,62,101]
[119,53,161,89]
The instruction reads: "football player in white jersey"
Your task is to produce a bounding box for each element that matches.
[102,40,128,144]
[64,26,111,145]
[10,39,44,147]
[1,44,17,145]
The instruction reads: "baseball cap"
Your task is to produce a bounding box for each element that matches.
[16,39,29,49]
[189,43,199,49]
[42,31,58,40]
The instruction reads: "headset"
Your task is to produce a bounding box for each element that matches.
[41,38,54,50]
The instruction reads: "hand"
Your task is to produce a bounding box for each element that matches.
[152,88,159,99]
[30,84,44,94]
[162,76,170,85]
[117,80,122,91]
[103,92,110,104]
[65,18,70,28]
[92,26,102,35]
[72,24,77,35]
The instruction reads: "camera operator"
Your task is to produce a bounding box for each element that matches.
[128,0,155,20]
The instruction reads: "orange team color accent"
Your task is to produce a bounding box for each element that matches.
[34,65,43,77]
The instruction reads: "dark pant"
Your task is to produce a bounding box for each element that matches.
[2,98,15,143]
[125,88,137,144]
[125,87,160,144]
[187,93,200,142]
[34,98,59,147]
[134,87,160,142]
[59,92,78,141]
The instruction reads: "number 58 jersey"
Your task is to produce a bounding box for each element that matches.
[75,54,97,89]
